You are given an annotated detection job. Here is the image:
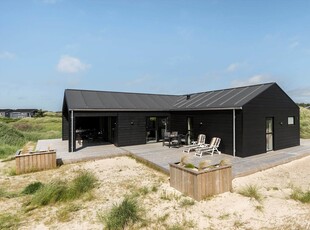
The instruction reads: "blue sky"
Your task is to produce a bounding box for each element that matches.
[1,0,310,111]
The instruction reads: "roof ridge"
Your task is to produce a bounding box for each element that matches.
[65,89,179,97]
[181,82,275,96]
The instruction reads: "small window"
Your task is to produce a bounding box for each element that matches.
[288,116,295,125]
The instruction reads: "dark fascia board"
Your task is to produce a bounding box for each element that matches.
[69,107,242,112]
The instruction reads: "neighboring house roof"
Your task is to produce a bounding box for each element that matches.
[64,82,276,111]
[12,109,38,113]
[0,109,12,112]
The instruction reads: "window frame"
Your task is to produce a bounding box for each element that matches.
[288,116,295,125]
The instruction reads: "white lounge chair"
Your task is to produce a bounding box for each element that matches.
[183,134,206,153]
[195,137,221,157]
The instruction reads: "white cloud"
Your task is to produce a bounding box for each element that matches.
[0,51,15,60]
[231,75,272,87]
[57,55,90,74]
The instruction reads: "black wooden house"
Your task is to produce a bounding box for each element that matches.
[62,82,300,157]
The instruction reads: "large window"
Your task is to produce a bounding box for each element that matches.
[288,116,295,125]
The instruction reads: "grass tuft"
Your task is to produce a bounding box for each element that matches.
[30,181,67,206]
[238,185,263,202]
[56,203,82,222]
[29,171,97,207]
[98,196,142,230]
[290,187,310,203]
[22,182,44,195]
[66,170,98,200]
[179,198,195,207]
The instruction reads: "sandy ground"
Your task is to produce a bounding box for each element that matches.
[0,155,310,230]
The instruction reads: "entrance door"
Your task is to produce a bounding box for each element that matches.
[266,118,273,151]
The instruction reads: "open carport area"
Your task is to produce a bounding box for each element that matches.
[36,139,310,178]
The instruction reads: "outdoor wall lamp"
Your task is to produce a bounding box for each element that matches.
[130,121,134,125]
[199,121,203,126]
[279,121,283,125]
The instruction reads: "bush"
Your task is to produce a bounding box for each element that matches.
[100,197,142,230]
[22,182,44,195]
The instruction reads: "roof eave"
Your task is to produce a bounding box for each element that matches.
[69,106,243,112]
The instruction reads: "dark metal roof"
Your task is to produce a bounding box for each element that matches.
[65,82,275,111]
[12,109,38,113]
[0,109,12,112]
[172,82,274,110]
[65,90,179,111]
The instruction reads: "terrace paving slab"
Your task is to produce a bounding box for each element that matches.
[36,139,310,178]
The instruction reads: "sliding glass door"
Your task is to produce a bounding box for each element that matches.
[146,117,167,143]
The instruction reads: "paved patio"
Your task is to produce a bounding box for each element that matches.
[36,139,310,178]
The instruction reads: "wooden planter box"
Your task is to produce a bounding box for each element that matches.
[15,150,56,174]
[169,163,232,201]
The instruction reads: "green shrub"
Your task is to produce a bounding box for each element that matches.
[99,197,142,230]
[238,185,263,202]
[22,182,44,195]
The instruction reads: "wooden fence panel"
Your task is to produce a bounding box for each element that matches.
[15,151,56,174]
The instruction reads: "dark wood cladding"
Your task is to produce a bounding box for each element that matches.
[62,113,69,141]
[170,110,234,154]
[117,112,170,147]
[241,84,300,157]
